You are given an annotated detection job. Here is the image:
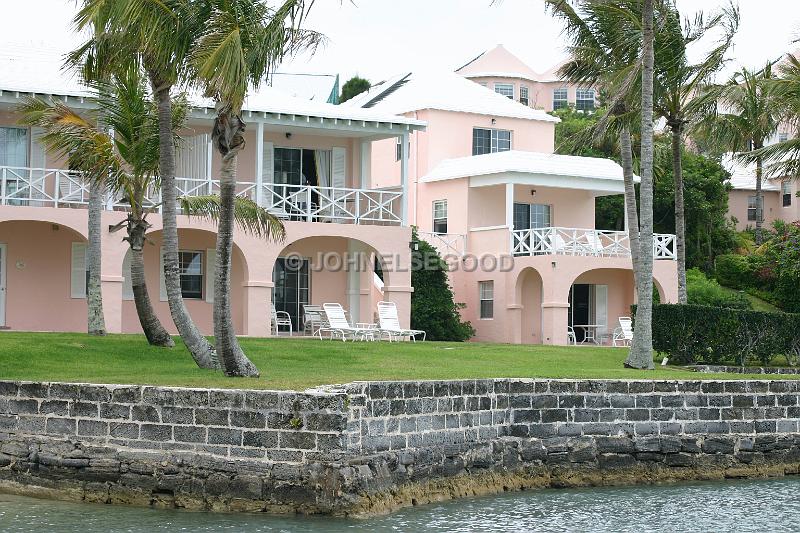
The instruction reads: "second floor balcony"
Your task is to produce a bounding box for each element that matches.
[512,227,676,260]
[0,166,404,225]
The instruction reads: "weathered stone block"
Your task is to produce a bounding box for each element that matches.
[140,424,172,442]
[195,408,229,426]
[79,385,112,402]
[541,409,569,423]
[100,403,131,420]
[0,382,19,397]
[18,382,48,397]
[78,420,109,437]
[131,405,160,423]
[109,422,139,439]
[111,386,141,404]
[45,417,76,435]
[230,411,266,429]
[39,400,68,416]
[208,428,242,446]
[69,402,99,418]
[9,399,38,414]
[174,425,207,443]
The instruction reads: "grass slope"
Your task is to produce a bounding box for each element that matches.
[0,332,795,390]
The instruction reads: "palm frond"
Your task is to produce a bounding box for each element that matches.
[180,195,286,242]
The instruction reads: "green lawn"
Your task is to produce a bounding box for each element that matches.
[0,332,794,391]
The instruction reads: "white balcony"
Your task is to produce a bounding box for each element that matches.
[417,231,467,257]
[512,227,676,260]
[0,166,403,226]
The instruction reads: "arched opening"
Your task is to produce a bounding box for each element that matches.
[126,228,248,335]
[567,268,635,344]
[273,236,388,333]
[514,267,544,344]
[0,220,87,331]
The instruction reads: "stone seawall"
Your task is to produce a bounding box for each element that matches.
[1,379,800,516]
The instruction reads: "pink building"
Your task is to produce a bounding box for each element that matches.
[346,70,677,345]
[0,57,425,335]
[456,44,598,113]
[723,154,798,231]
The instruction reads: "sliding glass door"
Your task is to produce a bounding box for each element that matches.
[272,257,310,330]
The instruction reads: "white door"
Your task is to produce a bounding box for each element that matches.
[0,244,6,327]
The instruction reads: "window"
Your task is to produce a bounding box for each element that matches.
[779,132,789,143]
[179,251,203,299]
[513,203,552,230]
[747,195,764,222]
[432,200,448,233]
[519,86,529,106]
[783,181,792,207]
[576,88,595,111]
[0,126,28,166]
[479,281,494,319]
[396,137,402,162]
[472,128,512,155]
[494,83,514,99]
[553,88,568,110]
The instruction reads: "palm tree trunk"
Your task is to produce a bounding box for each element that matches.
[151,78,218,368]
[620,126,642,294]
[626,0,655,370]
[214,148,259,377]
[127,217,174,347]
[755,153,764,245]
[87,182,106,336]
[672,124,687,304]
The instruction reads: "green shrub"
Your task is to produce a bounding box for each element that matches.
[648,304,799,366]
[714,254,753,290]
[410,230,475,341]
[686,268,750,310]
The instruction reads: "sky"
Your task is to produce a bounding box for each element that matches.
[1,0,799,86]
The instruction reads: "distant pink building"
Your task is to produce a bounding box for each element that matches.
[456,44,598,113]
[723,154,798,232]
[346,70,677,345]
[0,50,424,335]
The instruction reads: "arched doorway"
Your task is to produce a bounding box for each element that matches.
[566,268,635,344]
[0,220,87,331]
[514,267,544,344]
[272,236,388,332]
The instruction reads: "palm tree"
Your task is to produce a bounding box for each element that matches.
[693,63,782,245]
[653,3,739,304]
[18,67,182,347]
[626,0,656,369]
[72,0,219,369]
[190,0,322,376]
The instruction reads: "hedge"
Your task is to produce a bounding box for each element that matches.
[645,304,800,367]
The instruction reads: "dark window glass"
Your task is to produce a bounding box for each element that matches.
[179,251,203,299]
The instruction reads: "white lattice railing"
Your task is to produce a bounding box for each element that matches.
[417,231,467,257]
[262,183,402,225]
[511,227,676,260]
[1,166,400,226]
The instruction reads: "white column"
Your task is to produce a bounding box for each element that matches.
[206,137,214,194]
[255,121,264,206]
[400,131,409,226]
[506,182,514,252]
[360,140,371,189]
[347,240,363,323]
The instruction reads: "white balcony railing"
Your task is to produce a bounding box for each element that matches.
[512,227,676,260]
[0,166,402,226]
[417,231,467,257]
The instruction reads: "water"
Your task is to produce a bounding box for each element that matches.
[1,477,799,532]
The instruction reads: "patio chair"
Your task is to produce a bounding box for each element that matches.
[567,326,577,345]
[271,304,293,336]
[376,301,426,342]
[320,303,374,341]
[302,304,327,336]
[612,317,633,347]
[581,232,605,256]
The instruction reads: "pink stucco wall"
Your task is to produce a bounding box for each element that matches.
[727,189,783,231]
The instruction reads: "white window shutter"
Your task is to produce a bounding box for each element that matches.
[262,141,274,184]
[159,247,167,301]
[205,248,215,303]
[122,251,133,301]
[71,242,87,299]
[332,147,346,188]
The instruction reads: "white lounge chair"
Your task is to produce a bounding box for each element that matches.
[302,304,327,336]
[320,303,374,341]
[271,304,293,336]
[376,301,426,342]
[613,317,633,347]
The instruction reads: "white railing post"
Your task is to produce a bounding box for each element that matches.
[255,121,264,207]
[306,186,313,222]
[54,170,60,208]
[1,167,6,205]
[355,189,361,224]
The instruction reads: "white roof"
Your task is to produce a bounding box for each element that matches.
[0,42,423,129]
[343,71,559,123]
[422,150,632,184]
[721,153,781,192]
[268,72,337,103]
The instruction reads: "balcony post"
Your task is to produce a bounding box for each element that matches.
[255,121,264,207]
[400,131,409,226]
[306,186,312,222]
[505,183,514,253]
[54,170,60,208]
[2,167,7,205]
[360,140,370,189]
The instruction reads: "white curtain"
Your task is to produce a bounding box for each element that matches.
[315,150,331,188]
